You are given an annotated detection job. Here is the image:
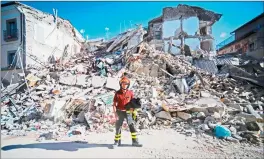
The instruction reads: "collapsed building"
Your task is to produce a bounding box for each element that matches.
[1,2,84,84]
[1,3,263,145]
[148,4,222,55]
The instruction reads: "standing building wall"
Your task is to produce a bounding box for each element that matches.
[1,2,84,84]
[17,5,84,67]
[1,4,23,84]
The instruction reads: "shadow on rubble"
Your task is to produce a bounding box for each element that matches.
[1,141,133,152]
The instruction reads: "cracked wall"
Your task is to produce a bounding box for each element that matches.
[148,4,221,54]
[17,3,84,67]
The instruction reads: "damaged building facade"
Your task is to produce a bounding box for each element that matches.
[148,16,163,51]
[217,13,264,59]
[147,4,222,55]
[1,2,263,148]
[1,2,84,84]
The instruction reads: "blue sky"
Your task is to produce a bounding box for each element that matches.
[4,1,264,45]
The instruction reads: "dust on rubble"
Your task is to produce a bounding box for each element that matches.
[1,15,264,158]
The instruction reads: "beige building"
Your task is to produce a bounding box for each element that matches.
[1,2,84,84]
[217,13,264,59]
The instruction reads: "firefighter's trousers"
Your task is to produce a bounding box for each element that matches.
[114,110,138,143]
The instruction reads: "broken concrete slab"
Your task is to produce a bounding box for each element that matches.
[76,75,88,87]
[59,75,77,86]
[245,104,262,120]
[195,97,224,107]
[52,100,67,122]
[174,78,189,94]
[105,77,120,91]
[191,97,226,116]
[177,112,192,120]
[200,91,211,98]
[92,76,106,88]
[155,111,172,120]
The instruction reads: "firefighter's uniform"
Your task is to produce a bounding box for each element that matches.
[112,76,142,148]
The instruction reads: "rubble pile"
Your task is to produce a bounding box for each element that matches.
[1,32,263,145]
[125,44,263,144]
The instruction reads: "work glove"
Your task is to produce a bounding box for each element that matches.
[132,109,138,121]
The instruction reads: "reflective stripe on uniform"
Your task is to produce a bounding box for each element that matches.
[114,134,121,140]
[131,135,137,139]
[131,132,137,136]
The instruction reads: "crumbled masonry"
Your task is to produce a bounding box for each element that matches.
[1,4,263,146]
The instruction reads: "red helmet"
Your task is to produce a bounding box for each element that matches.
[120,76,130,84]
[119,76,130,90]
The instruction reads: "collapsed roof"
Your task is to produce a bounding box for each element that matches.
[163,4,222,24]
[106,27,147,52]
[6,2,85,43]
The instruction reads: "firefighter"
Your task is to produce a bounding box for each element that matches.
[112,75,143,148]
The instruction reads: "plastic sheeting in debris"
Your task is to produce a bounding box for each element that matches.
[214,125,231,138]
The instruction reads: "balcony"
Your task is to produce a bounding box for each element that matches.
[216,34,235,51]
[3,29,18,42]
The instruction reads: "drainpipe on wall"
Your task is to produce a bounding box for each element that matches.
[20,12,26,69]
[17,5,26,70]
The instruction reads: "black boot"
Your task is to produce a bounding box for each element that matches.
[118,140,121,146]
[132,138,143,147]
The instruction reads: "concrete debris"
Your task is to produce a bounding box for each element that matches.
[155,111,172,120]
[76,75,89,87]
[105,77,120,91]
[200,91,211,98]
[197,112,206,119]
[177,112,192,120]
[173,78,189,94]
[92,76,106,88]
[198,124,210,131]
[1,4,264,147]
[59,74,77,86]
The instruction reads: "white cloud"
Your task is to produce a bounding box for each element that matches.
[220,32,227,38]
